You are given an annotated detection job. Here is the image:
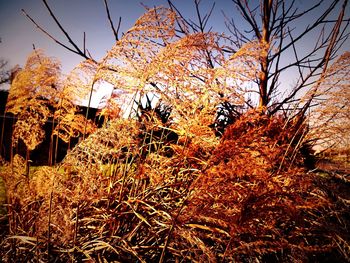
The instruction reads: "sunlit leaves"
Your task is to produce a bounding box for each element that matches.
[2,4,349,262]
[6,49,61,114]
[12,99,49,151]
[97,7,177,90]
[129,5,177,41]
[311,51,350,149]
[7,49,61,150]
[53,110,96,143]
[217,39,270,85]
[96,6,267,144]
[6,50,98,148]
[62,59,98,104]
[53,59,98,142]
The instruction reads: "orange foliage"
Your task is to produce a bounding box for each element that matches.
[53,59,98,142]
[1,6,349,263]
[176,111,337,261]
[7,49,60,150]
[309,51,350,149]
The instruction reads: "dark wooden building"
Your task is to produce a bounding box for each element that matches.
[0,90,98,165]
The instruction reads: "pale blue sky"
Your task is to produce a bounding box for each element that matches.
[2,0,348,72]
[0,0,236,74]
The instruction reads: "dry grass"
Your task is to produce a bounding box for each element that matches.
[1,6,349,261]
[0,110,349,262]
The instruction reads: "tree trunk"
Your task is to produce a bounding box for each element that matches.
[258,0,272,109]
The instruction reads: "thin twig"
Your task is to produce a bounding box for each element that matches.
[21,9,79,56]
[41,0,91,59]
[22,0,97,62]
[47,191,53,261]
[103,0,122,41]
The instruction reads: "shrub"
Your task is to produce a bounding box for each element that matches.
[1,110,349,262]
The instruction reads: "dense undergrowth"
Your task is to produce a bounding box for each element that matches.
[1,2,349,262]
[0,110,349,262]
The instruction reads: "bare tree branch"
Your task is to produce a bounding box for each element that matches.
[103,0,122,42]
[300,0,348,112]
[41,0,91,59]
[22,0,96,62]
[232,0,261,39]
[226,0,349,113]
[21,9,79,56]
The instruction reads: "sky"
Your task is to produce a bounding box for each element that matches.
[0,0,236,106]
[0,0,236,74]
[0,0,349,107]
